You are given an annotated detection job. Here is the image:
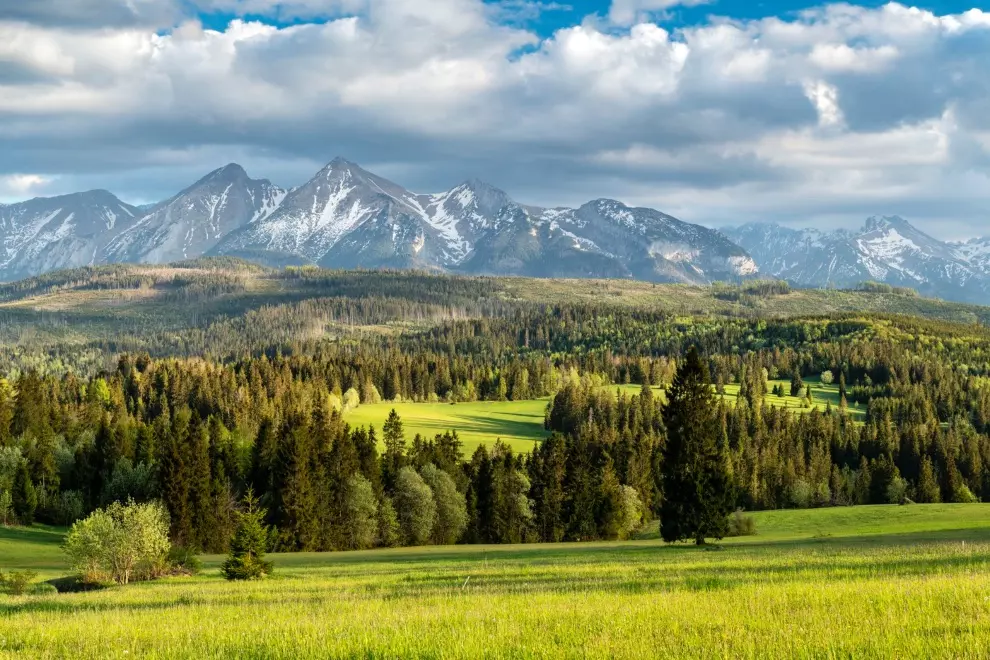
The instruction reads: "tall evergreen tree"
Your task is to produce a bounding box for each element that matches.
[659,347,734,545]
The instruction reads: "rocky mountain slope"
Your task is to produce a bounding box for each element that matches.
[102,164,285,264]
[725,217,990,304]
[13,157,990,303]
[0,190,139,280]
[211,158,756,283]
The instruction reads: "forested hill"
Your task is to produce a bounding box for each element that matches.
[2,259,990,553]
[1,258,989,376]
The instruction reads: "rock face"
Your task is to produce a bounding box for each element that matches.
[103,164,285,264]
[3,157,758,285]
[211,159,757,284]
[725,217,990,304]
[0,190,139,280]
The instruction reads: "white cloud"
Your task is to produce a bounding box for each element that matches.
[1,1,990,237]
[0,174,53,199]
[803,80,845,127]
[608,0,712,27]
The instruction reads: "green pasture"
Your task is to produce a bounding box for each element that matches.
[342,378,868,457]
[1,505,989,658]
[344,398,552,455]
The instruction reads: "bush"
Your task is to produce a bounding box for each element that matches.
[727,510,757,537]
[31,583,58,596]
[63,500,171,585]
[1,570,39,595]
[168,546,203,576]
[618,485,644,539]
[954,485,979,504]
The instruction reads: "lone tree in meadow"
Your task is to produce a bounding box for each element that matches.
[659,346,734,545]
[221,490,273,581]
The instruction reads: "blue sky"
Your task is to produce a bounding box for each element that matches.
[3,0,990,237]
[194,0,990,33]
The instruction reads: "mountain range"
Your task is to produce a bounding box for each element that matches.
[2,157,990,304]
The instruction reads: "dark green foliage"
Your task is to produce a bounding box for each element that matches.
[659,347,734,545]
[12,463,37,526]
[3,267,990,552]
[221,491,273,581]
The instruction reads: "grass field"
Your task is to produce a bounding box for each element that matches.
[2,504,989,658]
[343,378,866,456]
[344,398,552,455]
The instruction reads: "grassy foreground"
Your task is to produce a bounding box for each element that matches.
[2,505,990,658]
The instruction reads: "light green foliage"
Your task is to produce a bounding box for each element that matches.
[1,506,990,656]
[342,388,360,412]
[0,569,38,595]
[420,465,467,545]
[820,370,835,385]
[727,509,757,537]
[376,496,400,548]
[618,485,643,539]
[343,475,378,550]
[0,489,11,526]
[63,500,171,585]
[393,467,436,546]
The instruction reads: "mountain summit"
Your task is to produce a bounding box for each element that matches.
[725,217,989,303]
[102,164,285,264]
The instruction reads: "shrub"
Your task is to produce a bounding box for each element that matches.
[727,510,757,537]
[1,570,39,595]
[168,546,203,576]
[618,485,644,539]
[63,500,171,585]
[31,583,58,596]
[789,479,813,509]
[954,485,979,504]
[221,491,273,581]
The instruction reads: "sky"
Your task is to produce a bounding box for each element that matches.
[2,0,990,238]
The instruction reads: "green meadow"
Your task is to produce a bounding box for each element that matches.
[344,378,866,456]
[2,505,989,658]
[344,398,552,455]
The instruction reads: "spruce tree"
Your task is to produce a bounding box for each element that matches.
[12,463,37,526]
[221,490,273,581]
[790,370,804,397]
[916,456,941,503]
[659,347,733,545]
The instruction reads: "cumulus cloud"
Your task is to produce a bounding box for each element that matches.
[0,174,53,200]
[608,0,712,27]
[1,1,990,237]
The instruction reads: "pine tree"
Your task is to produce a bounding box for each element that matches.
[916,456,941,503]
[221,490,273,581]
[12,462,37,526]
[790,369,804,397]
[659,347,733,545]
[382,411,406,493]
